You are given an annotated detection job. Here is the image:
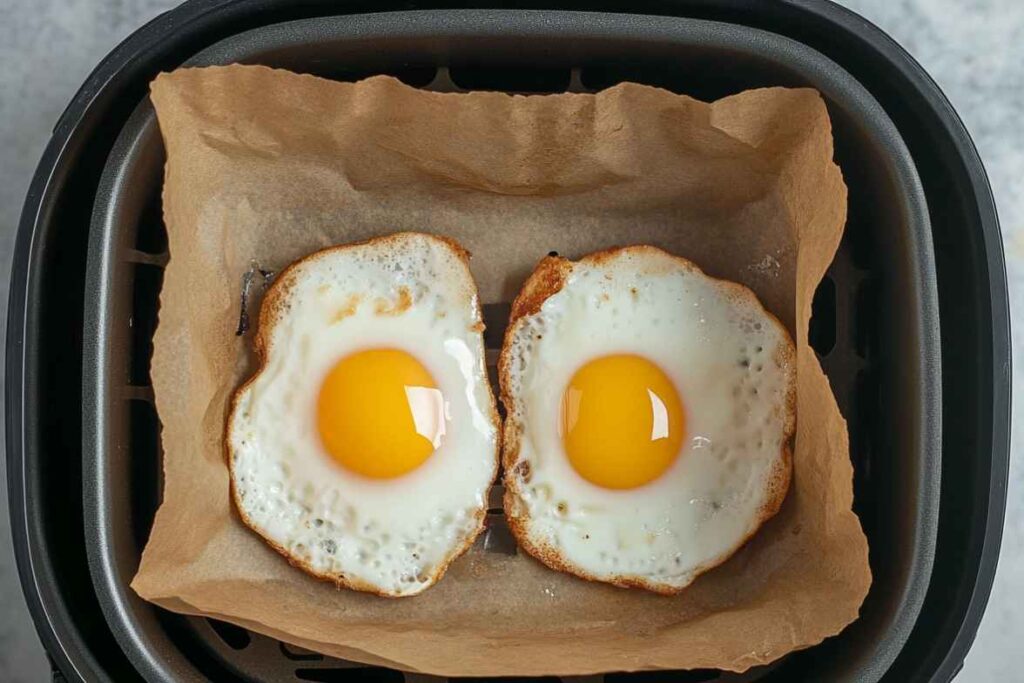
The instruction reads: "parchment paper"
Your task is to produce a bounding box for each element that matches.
[134,65,871,676]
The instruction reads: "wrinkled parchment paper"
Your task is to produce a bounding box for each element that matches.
[134,65,870,676]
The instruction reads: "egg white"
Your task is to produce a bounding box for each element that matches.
[228,233,498,596]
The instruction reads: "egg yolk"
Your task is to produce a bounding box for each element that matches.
[560,354,685,490]
[317,349,445,479]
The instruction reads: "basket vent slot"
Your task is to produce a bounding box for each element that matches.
[809,274,837,357]
[606,672,720,682]
[134,187,168,254]
[129,263,164,386]
[207,618,252,650]
[449,66,571,93]
[128,399,162,551]
[296,668,404,682]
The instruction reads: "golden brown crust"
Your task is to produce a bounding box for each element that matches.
[507,255,572,321]
[499,244,797,595]
[330,294,361,324]
[225,231,499,597]
[374,286,413,316]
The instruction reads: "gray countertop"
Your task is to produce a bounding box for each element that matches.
[0,1,1020,680]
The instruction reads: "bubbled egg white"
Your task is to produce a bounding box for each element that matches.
[228,233,499,597]
[500,246,795,594]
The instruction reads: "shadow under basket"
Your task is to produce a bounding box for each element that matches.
[7,3,1007,683]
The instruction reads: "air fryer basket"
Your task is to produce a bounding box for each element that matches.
[6,3,1007,683]
[83,10,937,683]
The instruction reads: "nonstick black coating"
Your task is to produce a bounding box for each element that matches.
[82,10,937,683]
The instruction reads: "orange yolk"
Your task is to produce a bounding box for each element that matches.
[317,349,445,479]
[560,354,685,490]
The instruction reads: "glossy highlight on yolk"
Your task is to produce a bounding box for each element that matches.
[317,349,445,479]
[560,354,685,490]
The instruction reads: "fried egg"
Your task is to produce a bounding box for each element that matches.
[499,246,795,594]
[228,233,499,597]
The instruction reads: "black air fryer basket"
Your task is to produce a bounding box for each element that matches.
[6,2,1009,683]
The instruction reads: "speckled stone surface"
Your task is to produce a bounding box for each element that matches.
[0,1,1019,681]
